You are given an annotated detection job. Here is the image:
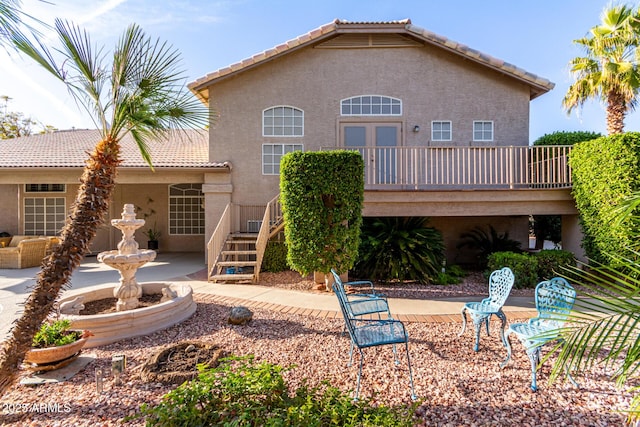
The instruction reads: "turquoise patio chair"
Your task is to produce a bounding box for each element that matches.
[333,281,416,401]
[500,277,578,391]
[459,267,515,351]
[330,269,390,320]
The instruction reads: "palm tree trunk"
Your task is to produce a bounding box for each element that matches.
[0,138,120,397]
[606,90,627,135]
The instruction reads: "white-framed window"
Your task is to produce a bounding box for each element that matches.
[473,121,493,141]
[24,197,66,235]
[262,143,303,175]
[169,184,205,235]
[25,184,65,192]
[340,95,402,116]
[431,121,452,141]
[263,106,304,137]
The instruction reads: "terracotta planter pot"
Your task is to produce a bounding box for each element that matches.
[25,337,88,365]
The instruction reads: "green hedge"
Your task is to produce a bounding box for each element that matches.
[487,252,538,289]
[534,249,576,280]
[570,133,640,263]
[487,250,577,288]
[532,130,601,146]
[261,241,289,273]
[280,150,364,275]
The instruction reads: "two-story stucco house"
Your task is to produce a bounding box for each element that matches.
[0,19,581,281]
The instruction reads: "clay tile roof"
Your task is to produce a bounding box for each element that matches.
[0,129,227,169]
[189,19,553,101]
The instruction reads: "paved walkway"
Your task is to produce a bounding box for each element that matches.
[0,252,539,340]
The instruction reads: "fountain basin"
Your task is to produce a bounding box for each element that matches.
[59,282,196,348]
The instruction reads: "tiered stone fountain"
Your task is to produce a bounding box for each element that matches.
[58,204,196,348]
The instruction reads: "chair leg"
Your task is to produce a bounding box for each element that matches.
[354,349,365,401]
[348,342,355,367]
[392,344,399,365]
[459,307,468,336]
[496,311,508,347]
[404,341,417,401]
[500,330,513,369]
[484,316,490,336]
[473,318,483,352]
[527,347,541,392]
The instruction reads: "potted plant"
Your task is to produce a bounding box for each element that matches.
[25,319,91,366]
[143,224,161,250]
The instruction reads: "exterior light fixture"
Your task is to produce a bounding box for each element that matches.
[413,125,420,132]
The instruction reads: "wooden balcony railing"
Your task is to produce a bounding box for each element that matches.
[322,145,572,190]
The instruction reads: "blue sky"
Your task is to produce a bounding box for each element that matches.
[0,0,634,142]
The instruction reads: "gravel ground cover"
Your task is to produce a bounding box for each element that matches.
[0,272,633,426]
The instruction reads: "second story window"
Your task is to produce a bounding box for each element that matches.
[341,95,402,116]
[263,106,304,137]
[263,143,303,175]
[431,121,452,141]
[473,121,493,141]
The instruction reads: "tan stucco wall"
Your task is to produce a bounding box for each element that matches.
[206,45,531,207]
[0,185,19,235]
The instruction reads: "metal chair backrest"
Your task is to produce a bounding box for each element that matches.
[333,282,358,339]
[531,277,576,330]
[484,267,515,308]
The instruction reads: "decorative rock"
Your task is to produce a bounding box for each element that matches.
[228,306,253,325]
[59,296,85,315]
[161,286,178,302]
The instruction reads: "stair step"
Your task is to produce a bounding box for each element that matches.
[217,261,257,267]
[230,233,258,238]
[227,238,257,243]
[211,273,254,282]
[221,250,257,256]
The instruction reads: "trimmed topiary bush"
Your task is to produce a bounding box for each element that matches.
[280,150,364,276]
[570,133,640,263]
[487,251,538,289]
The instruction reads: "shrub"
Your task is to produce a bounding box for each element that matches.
[487,251,538,289]
[534,250,576,280]
[261,241,289,272]
[280,151,364,275]
[571,133,640,263]
[432,264,466,286]
[532,130,602,146]
[355,217,445,284]
[32,319,81,348]
[133,355,417,427]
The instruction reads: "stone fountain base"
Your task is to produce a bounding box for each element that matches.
[59,282,196,348]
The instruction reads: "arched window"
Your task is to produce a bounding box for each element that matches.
[262,106,304,136]
[340,95,402,116]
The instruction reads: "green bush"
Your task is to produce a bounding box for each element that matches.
[570,133,640,263]
[532,130,602,146]
[487,251,538,289]
[133,355,417,427]
[261,241,289,272]
[534,249,576,280]
[280,151,364,275]
[432,264,466,286]
[355,217,445,284]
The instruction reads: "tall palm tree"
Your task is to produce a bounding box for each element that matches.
[563,4,640,135]
[0,19,209,396]
[0,0,43,50]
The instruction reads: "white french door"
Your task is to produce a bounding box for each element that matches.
[341,122,401,185]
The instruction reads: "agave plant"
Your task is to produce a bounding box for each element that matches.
[355,217,445,284]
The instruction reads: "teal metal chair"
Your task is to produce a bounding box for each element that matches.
[459,267,515,351]
[501,277,578,391]
[330,269,390,320]
[332,281,416,401]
